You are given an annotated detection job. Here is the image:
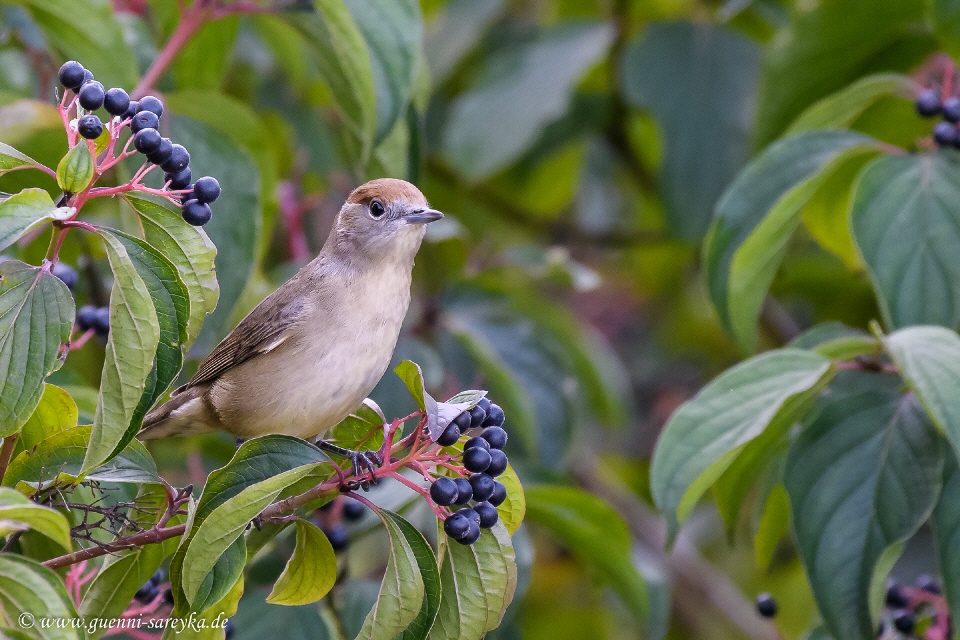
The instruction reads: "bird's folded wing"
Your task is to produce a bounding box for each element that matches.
[186,293,308,388]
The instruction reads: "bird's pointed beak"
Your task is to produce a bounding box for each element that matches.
[403,208,444,224]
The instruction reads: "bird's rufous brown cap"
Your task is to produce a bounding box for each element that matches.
[346,178,427,206]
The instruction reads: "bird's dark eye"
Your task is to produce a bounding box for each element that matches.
[369,200,385,218]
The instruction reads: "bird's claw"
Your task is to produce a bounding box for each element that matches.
[315,440,384,491]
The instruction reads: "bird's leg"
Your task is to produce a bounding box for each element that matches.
[315,440,383,489]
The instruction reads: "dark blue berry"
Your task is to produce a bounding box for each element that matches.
[343,500,365,521]
[165,166,192,190]
[430,477,459,506]
[123,100,139,120]
[77,305,97,331]
[480,427,507,450]
[485,449,508,476]
[755,593,777,618]
[137,96,164,118]
[469,473,495,502]
[436,422,460,446]
[52,262,78,290]
[149,569,163,586]
[324,525,349,551]
[892,610,914,634]
[917,574,941,594]
[148,138,173,165]
[224,620,235,640]
[78,81,104,111]
[944,96,960,123]
[458,508,480,525]
[917,89,942,117]
[468,405,486,428]
[94,307,110,337]
[464,436,490,452]
[163,588,174,605]
[453,477,472,504]
[463,447,491,473]
[457,520,481,545]
[130,110,159,133]
[103,88,130,117]
[477,397,492,415]
[482,403,505,427]
[453,411,472,431]
[133,128,162,154]
[193,176,221,204]
[134,582,159,603]
[886,581,908,608]
[443,513,470,539]
[181,199,211,226]
[77,114,103,139]
[488,480,507,507]
[474,501,499,528]
[934,121,957,146]
[58,61,86,90]
[161,144,189,173]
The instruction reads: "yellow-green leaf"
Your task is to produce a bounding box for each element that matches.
[266,519,337,605]
[56,143,94,193]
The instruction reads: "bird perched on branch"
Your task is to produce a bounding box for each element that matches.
[139,178,443,474]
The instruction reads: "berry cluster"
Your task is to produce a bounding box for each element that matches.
[315,496,366,552]
[916,87,960,148]
[57,61,221,226]
[52,262,109,338]
[430,398,509,546]
[130,569,234,638]
[878,575,947,638]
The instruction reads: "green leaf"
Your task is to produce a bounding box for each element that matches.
[932,451,960,635]
[0,260,74,435]
[82,230,160,473]
[55,143,94,193]
[266,519,337,605]
[786,73,915,135]
[0,554,80,640]
[231,588,332,640]
[124,196,218,348]
[111,229,189,448]
[165,115,260,351]
[754,483,790,570]
[3,425,158,493]
[0,188,70,253]
[20,384,77,450]
[494,463,525,535]
[356,508,424,640]
[280,0,377,166]
[173,16,240,91]
[851,152,960,330]
[344,0,422,144]
[441,23,613,179]
[326,398,387,451]
[884,326,960,461]
[620,21,759,239]
[789,322,881,361]
[163,571,244,640]
[934,0,960,58]
[651,348,833,539]
[0,486,70,550]
[0,142,44,175]
[703,130,878,351]
[394,359,440,437]
[7,0,138,89]
[784,371,945,640]
[424,0,503,82]
[524,485,646,625]
[169,436,329,613]
[753,0,931,145]
[386,511,441,640]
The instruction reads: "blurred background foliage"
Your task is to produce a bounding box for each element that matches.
[0,0,951,638]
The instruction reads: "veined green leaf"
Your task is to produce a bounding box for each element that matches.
[0,554,80,640]
[326,398,387,453]
[495,464,525,535]
[786,73,914,134]
[387,510,441,640]
[0,188,70,253]
[0,142,44,175]
[0,486,70,551]
[394,360,440,438]
[932,451,960,636]
[266,519,337,606]
[55,143,94,193]
[20,384,78,450]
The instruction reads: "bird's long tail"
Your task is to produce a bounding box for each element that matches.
[138,386,218,440]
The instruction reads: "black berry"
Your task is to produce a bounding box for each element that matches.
[944,97,960,123]
[137,95,164,118]
[474,501,499,528]
[755,593,777,618]
[885,582,908,608]
[52,262,78,290]
[165,166,191,190]
[134,128,162,154]
[459,508,480,525]
[443,513,470,539]
[103,88,130,117]
[464,436,490,452]
[453,477,473,504]
[78,81,105,111]
[58,61,86,90]
[468,404,486,428]
[148,138,174,166]
[224,620,235,640]
[430,477,459,506]
[163,588,174,605]
[453,411,472,431]
[193,176,221,204]
[324,524,349,551]
[917,574,941,594]
[934,121,957,146]
[482,403,505,427]
[77,305,97,331]
[485,449,508,476]
[469,473,495,502]
[463,447,491,473]
[93,307,110,337]
[318,498,336,512]
[488,481,507,507]
[457,520,481,545]
[480,427,507,449]
[149,569,163,586]
[477,397,492,415]
[917,89,942,117]
[181,200,212,226]
[892,610,914,634]
[436,422,460,446]
[79,70,94,88]
[134,581,159,604]
[77,114,103,139]
[343,500,365,521]
[130,110,159,134]
[161,144,190,173]
[123,100,139,120]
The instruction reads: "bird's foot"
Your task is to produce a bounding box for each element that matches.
[315,440,383,490]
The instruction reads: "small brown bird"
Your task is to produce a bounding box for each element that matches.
[139,178,442,468]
